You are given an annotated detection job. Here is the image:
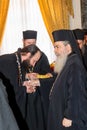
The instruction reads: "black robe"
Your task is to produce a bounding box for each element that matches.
[26,52,56,130]
[82,44,87,70]
[0,53,29,129]
[0,52,55,130]
[47,53,87,130]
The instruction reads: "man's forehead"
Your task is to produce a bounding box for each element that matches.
[24,39,36,41]
[54,41,64,46]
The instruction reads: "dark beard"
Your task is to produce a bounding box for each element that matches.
[21,60,31,72]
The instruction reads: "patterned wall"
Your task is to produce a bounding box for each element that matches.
[81,0,87,28]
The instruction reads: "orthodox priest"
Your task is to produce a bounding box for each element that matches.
[22,30,56,130]
[73,28,87,70]
[0,44,43,130]
[47,30,87,130]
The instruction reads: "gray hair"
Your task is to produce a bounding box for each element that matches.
[62,40,71,46]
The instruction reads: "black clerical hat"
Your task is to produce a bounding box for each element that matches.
[52,29,81,58]
[72,29,84,40]
[23,30,37,39]
[83,29,87,35]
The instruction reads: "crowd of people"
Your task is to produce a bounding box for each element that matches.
[0,29,87,130]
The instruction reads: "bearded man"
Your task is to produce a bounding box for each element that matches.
[54,41,68,74]
[73,29,87,70]
[47,29,87,130]
[0,44,42,130]
[22,30,55,130]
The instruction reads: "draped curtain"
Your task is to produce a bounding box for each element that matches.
[0,0,9,46]
[0,0,80,63]
[38,0,74,43]
[0,0,56,63]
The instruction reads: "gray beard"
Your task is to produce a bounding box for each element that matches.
[81,45,85,55]
[54,53,68,74]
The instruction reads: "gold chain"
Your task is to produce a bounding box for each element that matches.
[15,52,22,86]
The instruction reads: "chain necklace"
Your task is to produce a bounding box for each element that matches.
[15,52,22,86]
[28,66,34,73]
[49,74,59,99]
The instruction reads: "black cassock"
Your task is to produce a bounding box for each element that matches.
[0,53,28,129]
[26,51,56,130]
[82,44,87,70]
[47,53,87,130]
[0,51,55,130]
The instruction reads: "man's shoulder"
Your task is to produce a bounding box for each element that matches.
[41,51,48,59]
[0,53,16,64]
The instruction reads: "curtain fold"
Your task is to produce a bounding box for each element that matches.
[38,0,74,43]
[0,0,9,46]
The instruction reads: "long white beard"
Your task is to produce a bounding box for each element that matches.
[54,53,68,74]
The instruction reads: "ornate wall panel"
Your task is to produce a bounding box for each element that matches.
[81,0,87,28]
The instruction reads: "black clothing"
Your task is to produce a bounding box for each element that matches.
[82,45,87,70]
[0,53,29,129]
[33,52,51,74]
[47,53,87,130]
[0,51,55,130]
[26,52,55,130]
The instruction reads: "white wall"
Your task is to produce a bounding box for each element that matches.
[70,0,82,29]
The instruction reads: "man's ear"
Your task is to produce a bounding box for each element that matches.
[27,52,31,58]
[66,44,72,53]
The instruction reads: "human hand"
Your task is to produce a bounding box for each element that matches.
[26,85,36,93]
[28,79,40,87]
[23,81,36,93]
[62,118,72,127]
[25,73,38,80]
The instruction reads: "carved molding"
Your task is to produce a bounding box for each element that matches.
[81,0,87,28]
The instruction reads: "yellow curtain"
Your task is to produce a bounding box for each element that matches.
[0,0,10,46]
[38,0,74,43]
